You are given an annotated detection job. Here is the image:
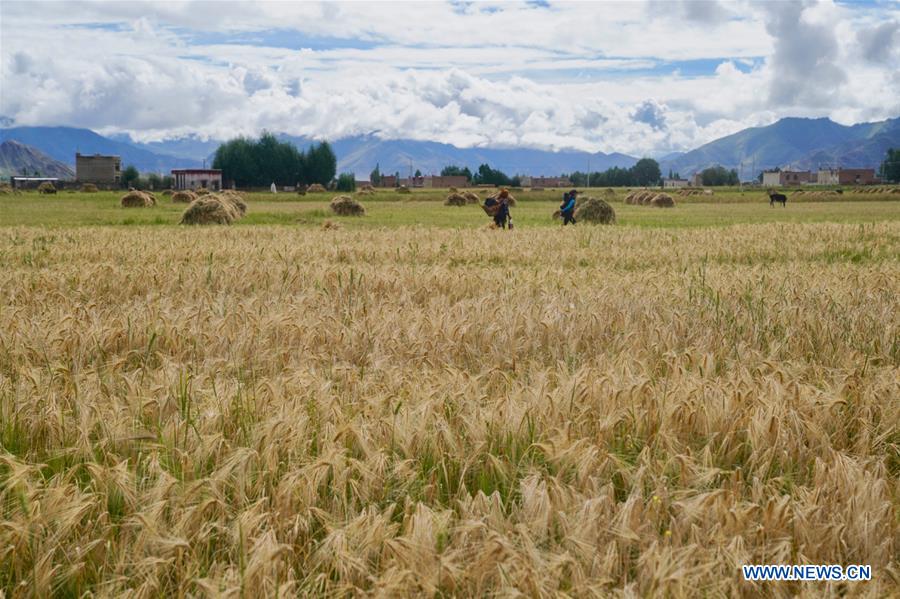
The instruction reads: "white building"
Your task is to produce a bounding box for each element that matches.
[663,178,689,189]
[171,169,222,191]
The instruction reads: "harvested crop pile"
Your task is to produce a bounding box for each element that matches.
[463,191,480,204]
[650,193,675,208]
[120,190,155,207]
[0,183,17,195]
[172,190,196,203]
[360,184,374,191]
[356,189,375,196]
[574,196,616,224]
[196,188,211,196]
[397,185,411,194]
[180,194,243,225]
[81,183,99,193]
[330,195,366,216]
[307,184,327,193]
[219,190,248,216]
[486,191,516,206]
[37,182,57,194]
[161,189,173,197]
[448,187,458,193]
[444,192,468,206]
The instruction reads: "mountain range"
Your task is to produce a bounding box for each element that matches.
[0,140,75,179]
[1,116,897,180]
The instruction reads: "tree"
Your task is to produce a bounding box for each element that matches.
[305,141,337,186]
[700,165,739,186]
[632,158,661,186]
[880,148,900,182]
[122,165,140,188]
[472,163,512,186]
[147,173,162,190]
[369,164,381,185]
[441,165,473,181]
[335,172,356,192]
[414,169,422,178]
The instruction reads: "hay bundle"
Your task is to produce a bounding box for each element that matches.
[448,186,458,193]
[120,190,155,207]
[396,185,411,194]
[161,189,173,197]
[37,182,57,194]
[444,192,468,206]
[0,183,16,195]
[180,196,238,225]
[361,184,374,191]
[649,193,675,208]
[307,183,327,193]
[172,190,196,203]
[574,197,616,224]
[81,183,99,193]
[624,191,638,205]
[463,191,480,204]
[486,191,516,206]
[195,187,211,196]
[219,190,247,216]
[891,188,900,194]
[356,188,375,196]
[330,195,366,216]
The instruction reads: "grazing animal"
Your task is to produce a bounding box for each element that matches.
[768,191,787,207]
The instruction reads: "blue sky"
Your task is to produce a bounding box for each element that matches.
[2,1,898,156]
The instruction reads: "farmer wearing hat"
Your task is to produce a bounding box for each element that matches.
[560,189,577,225]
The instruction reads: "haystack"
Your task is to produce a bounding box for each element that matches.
[196,187,211,196]
[172,190,196,203]
[356,188,375,196]
[81,183,99,193]
[639,191,656,205]
[0,183,16,195]
[37,182,57,194]
[120,190,155,207]
[219,190,248,216]
[444,192,468,206]
[330,195,366,216]
[574,197,616,224]
[396,185,411,194]
[307,183,327,193]
[463,191,480,204]
[448,186,458,193]
[649,193,675,208]
[161,189,173,196]
[180,196,237,225]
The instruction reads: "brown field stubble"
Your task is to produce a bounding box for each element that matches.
[0,224,898,597]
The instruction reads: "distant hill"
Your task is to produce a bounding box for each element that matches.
[0,140,75,179]
[0,126,201,173]
[275,134,638,179]
[659,117,900,176]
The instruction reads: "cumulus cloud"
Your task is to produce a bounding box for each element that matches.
[0,0,898,155]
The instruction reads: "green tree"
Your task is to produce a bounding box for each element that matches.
[414,169,422,178]
[147,173,162,190]
[369,164,381,185]
[700,165,739,186]
[441,165,473,181]
[305,141,337,186]
[472,163,512,186]
[880,148,900,182]
[335,172,356,192]
[632,158,661,186]
[122,165,140,188]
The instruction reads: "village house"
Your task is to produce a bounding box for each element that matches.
[663,178,689,189]
[520,176,571,188]
[762,170,812,187]
[422,175,469,188]
[171,168,222,191]
[75,153,121,185]
[816,168,878,185]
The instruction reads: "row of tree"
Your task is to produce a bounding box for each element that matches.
[212,133,336,187]
[567,158,663,187]
[880,148,900,182]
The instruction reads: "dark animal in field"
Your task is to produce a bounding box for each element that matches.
[768,191,787,207]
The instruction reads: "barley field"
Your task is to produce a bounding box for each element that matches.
[1,215,899,595]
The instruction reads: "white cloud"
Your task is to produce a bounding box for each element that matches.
[1,0,898,156]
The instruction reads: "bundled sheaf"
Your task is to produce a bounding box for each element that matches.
[120,190,156,207]
[37,182,57,194]
[649,193,676,208]
[171,190,197,204]
[81,183,99,193]
[307,184,327,193]
[444,192,468,206]
[180,192,247,225]
[330,195,366,216]
[573,196,616,224]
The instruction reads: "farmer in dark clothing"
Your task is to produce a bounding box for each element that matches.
[560,189,577,225]
[494,188,511,229]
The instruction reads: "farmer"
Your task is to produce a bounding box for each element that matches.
[494,188,512,229]
[560,189,577,225]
